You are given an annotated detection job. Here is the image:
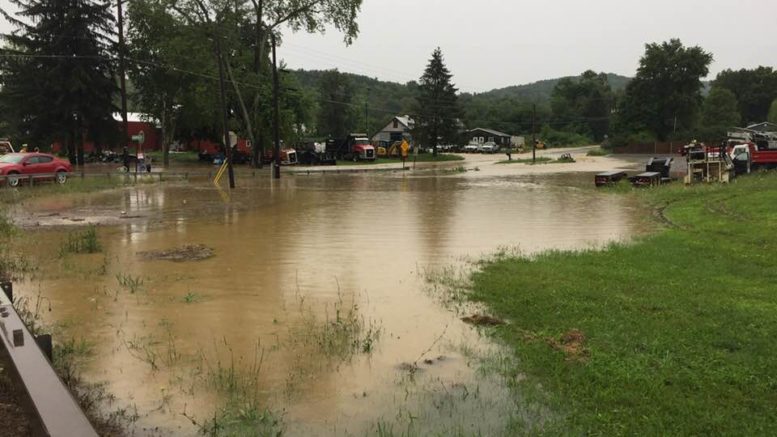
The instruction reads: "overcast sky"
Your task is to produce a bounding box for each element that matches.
[1,0,775,93]
[278,0,777,92]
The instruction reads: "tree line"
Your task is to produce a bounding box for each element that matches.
[1,0,776,165]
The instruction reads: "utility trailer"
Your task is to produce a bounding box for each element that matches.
[594,171,628,187]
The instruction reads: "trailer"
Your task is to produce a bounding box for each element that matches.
[594,171,628,187]
[631,171,662,187]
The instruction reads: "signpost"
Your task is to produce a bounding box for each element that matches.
[131,130,145,175]
[400,140,409,169]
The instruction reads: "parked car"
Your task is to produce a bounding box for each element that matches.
[463,143,479,153]
[0,153,72,187]
[480,142,500,153]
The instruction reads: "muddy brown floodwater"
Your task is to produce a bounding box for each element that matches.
[14,165,642,435]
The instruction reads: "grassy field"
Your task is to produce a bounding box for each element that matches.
[147,150,200,163]
[468,172,777,435]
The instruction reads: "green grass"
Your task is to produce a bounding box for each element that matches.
[497,156,553,165]
[333,154,464,166]
[467,172,777,435]
[59,226,101,255]
[0,177,124,204]
[147,151,200,164]
[586,147,612,156]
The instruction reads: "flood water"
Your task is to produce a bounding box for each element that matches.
[15,167,642,435]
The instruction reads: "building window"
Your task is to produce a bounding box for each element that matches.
[393,119,399,129]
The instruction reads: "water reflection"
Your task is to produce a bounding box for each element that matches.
[17,170,640,434]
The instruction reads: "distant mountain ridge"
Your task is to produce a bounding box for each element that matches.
[470,73,632,101]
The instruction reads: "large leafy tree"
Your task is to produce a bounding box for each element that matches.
[414,47,460,156]
[127,0,220,167]
[769,99,777,125]
[166,0,363,167]
[551,70,614,141]
[0,0,118,163]
[316,69,355,138]
[713,67,777,125]
[700,87,741,140]
[616,39,712,141]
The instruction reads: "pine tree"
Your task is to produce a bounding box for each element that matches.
[414,48,460,156]
[0,0,118,164]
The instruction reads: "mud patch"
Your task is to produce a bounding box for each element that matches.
[461,314,506,326]
[548,329,589,362]
[138,244,214,262]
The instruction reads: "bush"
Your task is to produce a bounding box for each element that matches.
[539,125,592,147]
[610,130,656,148]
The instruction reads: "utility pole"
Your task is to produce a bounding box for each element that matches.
[532,103,537,164]
[365,87,370,135]
[116,0,129,148]
[215,26,235,189]
[271,33,281,179]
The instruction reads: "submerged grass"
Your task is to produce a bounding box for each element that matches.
[59,225,101,255]
[467,171,777,434]
[496,157,553,165]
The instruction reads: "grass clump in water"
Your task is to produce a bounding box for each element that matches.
[466,171,777,434]
[497,156,552,165]
[60,226,101,255]
[586,147,611,156]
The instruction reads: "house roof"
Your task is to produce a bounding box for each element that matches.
[746,122,777,132]
[112,112,159,124]
[395,115,414,129]
[468,127,511,137]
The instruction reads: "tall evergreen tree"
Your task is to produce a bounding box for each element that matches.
[0,0,118,164]
[414,48,460,156]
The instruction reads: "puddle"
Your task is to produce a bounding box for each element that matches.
[13,168,642,434]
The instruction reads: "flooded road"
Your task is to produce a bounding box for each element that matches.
[15,166,642,435]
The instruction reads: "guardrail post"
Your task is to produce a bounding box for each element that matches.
[1,280,13,303]
[29,174,33,186]
[35,334,53,362]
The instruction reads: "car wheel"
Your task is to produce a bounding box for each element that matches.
[352,154,359,162]
[56,171,67,184]
[6,173,19,187]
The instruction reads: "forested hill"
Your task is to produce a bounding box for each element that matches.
[476,73,632,102]
[288,69,632,135]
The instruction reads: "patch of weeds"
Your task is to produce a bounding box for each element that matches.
[116,273,144,293]
[440,166,467,174]
[185,342,283,436]
[586,147,611,156]
[59,226,101,255]
[123,333,161,371]
[13,291,138,435]
[182,291,202,304]
[292,292,382,361]
[0,249,36,281]
[497,157,552,165]
[0,211,16,238]
[556,153,576,163]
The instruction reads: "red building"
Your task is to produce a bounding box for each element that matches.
[51,112,161,153]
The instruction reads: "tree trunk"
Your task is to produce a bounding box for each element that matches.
[161,95,170,168]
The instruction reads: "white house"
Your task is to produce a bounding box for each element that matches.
[371,115,415,146]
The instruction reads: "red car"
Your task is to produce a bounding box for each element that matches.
[0,153,72,187]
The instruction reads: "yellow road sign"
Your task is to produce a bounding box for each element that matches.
[400,140,409,158]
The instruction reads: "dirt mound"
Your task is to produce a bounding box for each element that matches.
[461,314,506,326]
[138,244,214,262]
[549,329,589,362]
